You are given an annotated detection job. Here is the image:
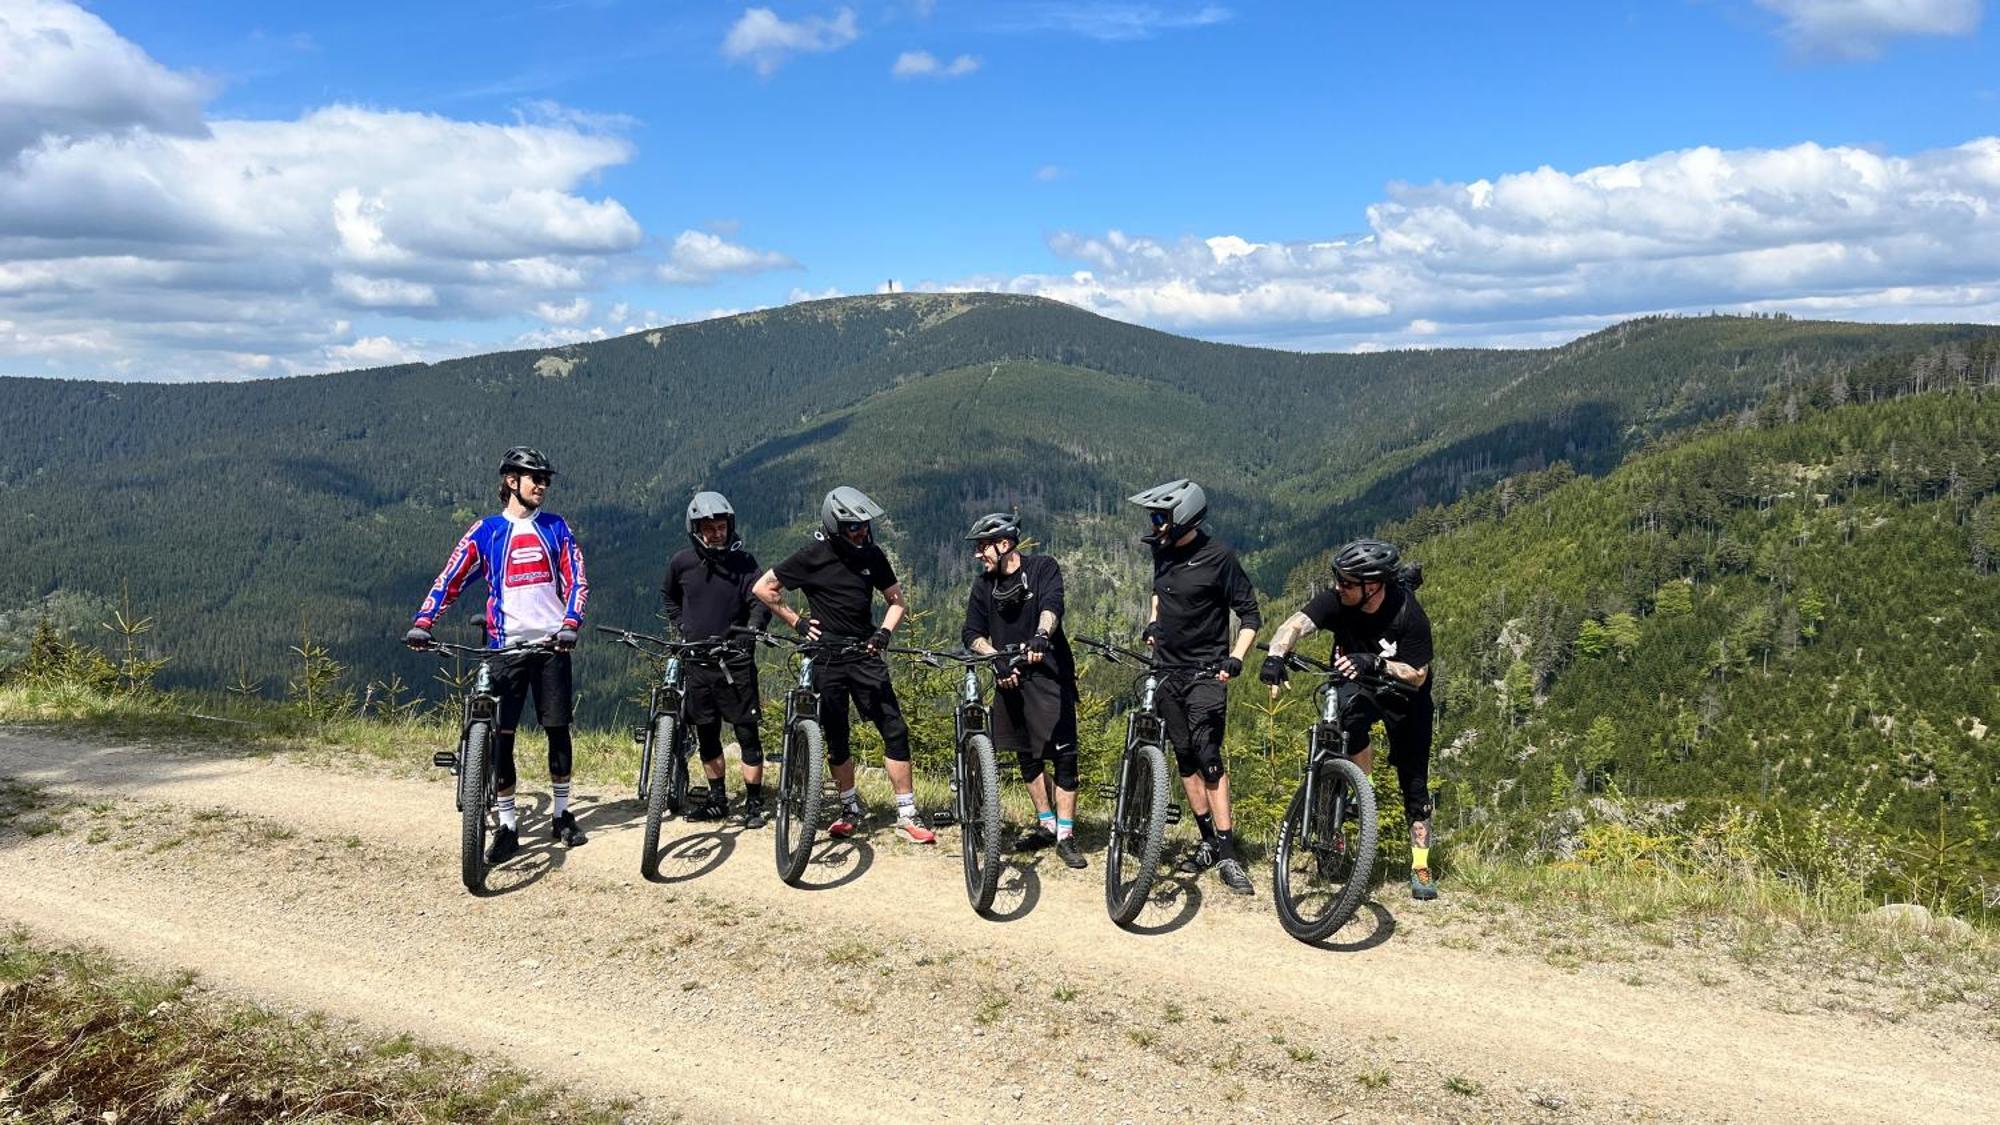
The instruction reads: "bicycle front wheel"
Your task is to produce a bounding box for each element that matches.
[459,721,492,894]
[960,733,1003,913]
[1272,756,1377,942]
[774,719,826,885]
[1104,742,1169,926]
[639,713,677,880]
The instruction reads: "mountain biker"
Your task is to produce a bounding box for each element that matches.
[404,446,590,863]
[1129,478,1260,895]
[1261,538,1438,900]
[662,491,774,828]
[751,486,936,844]
[960,513,1087,870]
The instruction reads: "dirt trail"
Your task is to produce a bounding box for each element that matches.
[3,729,1995,1123]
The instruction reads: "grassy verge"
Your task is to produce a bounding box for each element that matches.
[0,928,641,1123]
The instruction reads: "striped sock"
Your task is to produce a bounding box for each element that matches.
[1056,817,1074,841]
[552,782,571,818]
[1038,810,1057,835]
[896,792,918,822]
[497,794,518,830]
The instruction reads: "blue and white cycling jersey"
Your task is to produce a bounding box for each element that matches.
[412,512,588,647]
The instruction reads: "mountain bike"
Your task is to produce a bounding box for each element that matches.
[598,626,741,880]
[1256,643,1389,942]
[891,645,1022,914]
[734,629,874,885]
[417,638,547,894]
[1073,636,1199,927]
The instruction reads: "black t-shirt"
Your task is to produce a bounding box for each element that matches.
[1301,583,1434,692]
[1150,531,1262,667]
[771,533,897,639]
[661,547,770,645]
[961,553,1075,684]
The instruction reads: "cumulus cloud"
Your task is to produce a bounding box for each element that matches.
[976,136,2000,349]
[0,0,211,159]
[999,3,1232,40]
[891,50,981,77]
[1756,0,1982,58]
[722,7,860,75]
[657,229,799,284]
[0,2,654,379]
[323,335,423,369]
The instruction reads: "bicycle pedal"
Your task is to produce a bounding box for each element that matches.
[431,751,457,770]
[631,726,648,745]
[766,753,785,764]
[928,811,957,828]
[1095,784,1118,800]
[1164,805,1183,826]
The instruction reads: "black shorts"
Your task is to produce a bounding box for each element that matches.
[493,649,573,729]
[1337,680,1435,823]
[815,654,910,764]
[989,673,1077,758]
[685,656,763,727]
[1157,674,1228,780]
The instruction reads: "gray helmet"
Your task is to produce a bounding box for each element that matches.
[1332,538,1400,583]
[1128,478,1207,545]
[686,491,739,558]
[964,512,1022,546]
[820,486,886,541]
[499,446,555,476]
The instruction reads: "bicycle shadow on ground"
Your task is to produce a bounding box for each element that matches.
[981,859,1043,922]
[1120,873,1203,936]
[644,827,739,885]
[1308,901,1397,953]
[796,835,873,891]
[474,791,606,897]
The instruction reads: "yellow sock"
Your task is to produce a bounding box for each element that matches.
[1412,845,1430,871]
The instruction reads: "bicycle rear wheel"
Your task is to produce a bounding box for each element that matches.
[1104,742,1169,926]
[638,713,677,880]
[459,721,492,894]
[959,733,1003,913]
[1272,756,1377,942]
[774,719,826,885]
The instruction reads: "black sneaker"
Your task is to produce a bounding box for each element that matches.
[486,824,520,864]
[686,791,729,823]
[1216,857,1254,896]
[1012,824,1058,852]
[741,797,768,830]
[1176,839,1217,875]
[552,810,588,847]
[1055,837,1087,869]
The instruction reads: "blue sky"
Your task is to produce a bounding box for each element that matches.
[2,0,1997,378]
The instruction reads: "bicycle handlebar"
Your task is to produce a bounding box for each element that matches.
[411,638,552,660]
[1073,635,1213,676]
[594,625,739,662]
[1254,642,1407,693]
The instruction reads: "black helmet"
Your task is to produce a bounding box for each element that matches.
[1128,478,1207,546]
[499,446,555,477]
[964,512,1021,546]
[1332,539,1400,583]
[820,486,885,543]
[686,491,739,559]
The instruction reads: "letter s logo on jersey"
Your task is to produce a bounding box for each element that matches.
[504,533,556,588]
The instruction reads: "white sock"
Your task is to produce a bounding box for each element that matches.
[896,792,917,821]
[552,782,571,818]
[840,786,859,808]
[1057,817,1074,841]
[1038,810,1057,833]
[497,794,518,830]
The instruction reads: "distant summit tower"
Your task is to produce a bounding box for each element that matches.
[884,279,900,294]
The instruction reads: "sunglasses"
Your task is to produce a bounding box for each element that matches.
[526,472,553,486]
[1335,576,1365,590]
[1148,511,1171,527]
[838,521,870,534]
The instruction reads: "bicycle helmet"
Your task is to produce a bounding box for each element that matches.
[964,512,1022,546]
[498,446,556,476]
[820,486,885,543]
[1332,538,1400,583]
[1128,478,1207,545]
[686,491,740,559]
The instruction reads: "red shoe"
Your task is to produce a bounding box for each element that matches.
[895,816,936,845]
[828,797,864,838]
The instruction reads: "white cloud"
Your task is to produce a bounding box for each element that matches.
[323,335,422,369]
[0,2,649,379]
[1756,0,1982,58]
[0,0,211,159]
[722,7,860,76]
[534,297,592,324]
[788,285,844,302]
[891,50,981,78]
[657,229,799,284]
[1000,3,1232,41]
[978,136,2000,348]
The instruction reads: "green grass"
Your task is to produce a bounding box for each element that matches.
[0,928,637,1123]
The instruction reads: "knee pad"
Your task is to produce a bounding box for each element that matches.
[491,729,519,791]
[694,721,725,763]
[1198,752,1227,784]
[1052,744,1079,791]
[734,724,764,767]
[1018,755,1045,784]
[544,725,573,778]
[878,715,911,763]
